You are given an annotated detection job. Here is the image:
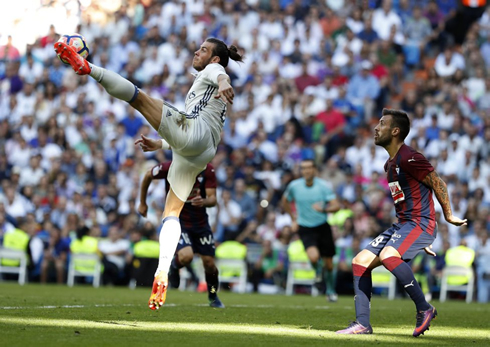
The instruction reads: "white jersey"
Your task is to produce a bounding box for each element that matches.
[185,63,227,146]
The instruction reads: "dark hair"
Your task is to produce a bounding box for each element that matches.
[205,38,244,68]
[300,158,316,168]
[382,108,410,141]
[76,225,90,240]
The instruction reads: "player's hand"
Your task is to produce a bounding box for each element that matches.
[445,215,467,226]
[134,134,162,152]
[291,220,299,233]
[191,196,205,207]
[138,203,148,217]
[424,245,436,257]
[312,203,324,213]
[215,80,234,104]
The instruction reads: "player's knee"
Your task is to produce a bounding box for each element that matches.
[352,251,372,267]
[178,252,193,266]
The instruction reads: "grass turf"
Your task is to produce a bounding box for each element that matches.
[0,282,489,346]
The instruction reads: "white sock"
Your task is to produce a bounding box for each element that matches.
[88,63,139,102]
[155,216,181,277]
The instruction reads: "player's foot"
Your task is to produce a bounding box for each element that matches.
[148,272,168,310]
[413,305,437,337]
[336,321,373,334]
[327,293,338,302]
[209,296,225,308]
[54,42,91,75]
[168,265,180,289]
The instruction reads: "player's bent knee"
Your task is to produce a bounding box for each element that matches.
[178,249,194,265]
[352,250,376,267]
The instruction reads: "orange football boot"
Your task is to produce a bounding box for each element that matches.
[148,272,168,310]
[54,42,91,75]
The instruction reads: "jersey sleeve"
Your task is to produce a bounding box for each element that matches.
[151,162,170,180]
[200,63,227,87]
[323,185,336,203]
[204,164,218,189]
[400,151,434,182]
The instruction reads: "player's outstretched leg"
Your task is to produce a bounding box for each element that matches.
[382,253,435,336]
[54,42,91,75]
[413,304,437,337]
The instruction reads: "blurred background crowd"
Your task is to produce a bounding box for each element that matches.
[1,0,490,302]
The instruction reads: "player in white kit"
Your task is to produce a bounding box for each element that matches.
[54,38,243,310]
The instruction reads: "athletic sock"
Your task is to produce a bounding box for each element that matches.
[353,264,372,327]
[325,269,336,295]
[155,216,181,277]
[382,256,430,311]
[205,267,219,300]
[88,63,139,102]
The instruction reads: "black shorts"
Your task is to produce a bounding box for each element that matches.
[176,226,216,257]
[298,222,336,258]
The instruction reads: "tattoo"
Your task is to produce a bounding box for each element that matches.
[422,171,452,218]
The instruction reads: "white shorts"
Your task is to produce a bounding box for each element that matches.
[158,101,217,202]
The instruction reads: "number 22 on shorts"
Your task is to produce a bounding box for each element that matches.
[371,236,384,247]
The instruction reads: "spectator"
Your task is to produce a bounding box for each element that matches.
[251,239,285,292]
[218,189,243,242]
[98,226,131,285]
[40,224,70,284]
[346,60,380,124]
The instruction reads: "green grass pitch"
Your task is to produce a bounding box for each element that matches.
[0,282,489,346]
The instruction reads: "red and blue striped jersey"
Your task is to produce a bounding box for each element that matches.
[151,162,217,230]
[384,144,437,235]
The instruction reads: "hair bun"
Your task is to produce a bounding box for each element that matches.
[228,45,238,53]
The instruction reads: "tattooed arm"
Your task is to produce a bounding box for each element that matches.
[422,171,467,226]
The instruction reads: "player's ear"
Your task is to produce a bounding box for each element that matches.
[210,55,220,64]
[392,126,400,137]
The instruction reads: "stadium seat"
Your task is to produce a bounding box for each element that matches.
[216,258,248,293]
[440,266,475,303]
[67,254,102,288]
[371,266,397,300]
[285,261,318,296]
[0,247,28,285]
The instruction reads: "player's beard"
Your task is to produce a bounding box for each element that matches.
[374,133,391,147]
[193,55,213,71]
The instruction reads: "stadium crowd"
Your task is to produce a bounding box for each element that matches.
[1,0,490,303]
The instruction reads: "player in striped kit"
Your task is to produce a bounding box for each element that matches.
[337,109,467,337]
[55,38,242,310]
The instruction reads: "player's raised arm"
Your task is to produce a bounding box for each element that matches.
[422,170,467,226]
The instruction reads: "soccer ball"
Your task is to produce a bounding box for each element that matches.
[57,34,89,64]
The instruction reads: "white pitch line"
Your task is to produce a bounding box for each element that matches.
[0,303,338,311]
